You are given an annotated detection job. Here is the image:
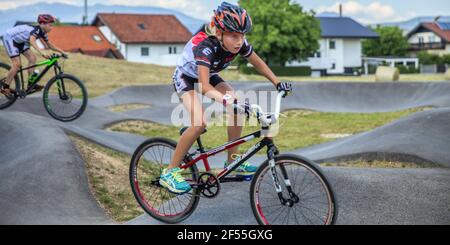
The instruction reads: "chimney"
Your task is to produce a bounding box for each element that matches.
[434,16,441,23]
[82,0,88,25]
[339,4,343,17]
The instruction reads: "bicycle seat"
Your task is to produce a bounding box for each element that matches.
[180,126,207,136]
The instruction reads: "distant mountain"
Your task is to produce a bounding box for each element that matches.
[376,16,450,33]
[0,3,206,35]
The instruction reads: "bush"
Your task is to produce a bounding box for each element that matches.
[417,52,447,65]
[442,54,450,65]
[239,66,311,77]
[395,64,419,74]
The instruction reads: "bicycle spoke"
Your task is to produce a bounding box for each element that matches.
[130,140,199,223]
[252,158,335,225]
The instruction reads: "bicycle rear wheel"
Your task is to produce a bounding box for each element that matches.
[0,62,18,109]
[43,74,88,122]
[250,154,338,225]
[130,137,200,224]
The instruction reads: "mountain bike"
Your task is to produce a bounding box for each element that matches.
[0,54,88,122]
[129,91,338,225]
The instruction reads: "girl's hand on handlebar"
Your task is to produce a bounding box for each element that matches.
[276,82,293,98]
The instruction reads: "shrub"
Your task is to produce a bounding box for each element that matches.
[239,66,311,76]
[395,64,419,74]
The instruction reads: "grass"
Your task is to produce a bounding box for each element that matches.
[107,108,427,154]
[0,46,174,98]
[1,46,447,99]
[69,135,143,223]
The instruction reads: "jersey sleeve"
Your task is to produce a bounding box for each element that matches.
[239,39,253,58]
[31,27,49,42]
[193,41,215,68]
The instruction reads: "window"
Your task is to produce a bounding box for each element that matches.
[141,47,149,56]
[138,23,146,30]
[92,35,102,42]
[169,46,178,54]
[316,52,321,58]
[418,37,424,46]
[329,40,336,50]
[429,35,436,43]
[331,63,336,70]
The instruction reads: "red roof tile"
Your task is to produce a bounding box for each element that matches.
[422,23,450,42]
[93,13,192,44]
[48,26,123,59]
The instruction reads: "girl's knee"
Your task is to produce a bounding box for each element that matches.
[28,56,37,64]
[10,64,20,72]
[191,123,207,134]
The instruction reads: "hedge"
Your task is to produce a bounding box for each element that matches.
[239,66,311,76]
[395,64,419,74]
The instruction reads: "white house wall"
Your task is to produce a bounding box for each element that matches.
[343,39,362,67]
[327,38,344,74]
[287,39,331,69]
[98,25,126,57]
[408,32,442,43]
[126,44,185,66]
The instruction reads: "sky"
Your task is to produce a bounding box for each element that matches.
[0,0,449,24]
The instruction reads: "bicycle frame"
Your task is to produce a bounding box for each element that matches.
[181,128,279,181]
[15,56,62,95]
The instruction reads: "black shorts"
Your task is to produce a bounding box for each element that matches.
[172,69,225,98]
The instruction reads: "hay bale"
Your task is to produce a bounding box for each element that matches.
[375,66,400,82]
[445,69,450,80]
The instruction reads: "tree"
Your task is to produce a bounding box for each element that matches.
[239,0,321,66]
[363,26,410,57]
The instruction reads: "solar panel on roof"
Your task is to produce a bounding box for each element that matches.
[437,22,450,30]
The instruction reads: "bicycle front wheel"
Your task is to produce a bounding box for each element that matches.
[43,74,88,122]
[130,137,200,224]
[250,154,338,225]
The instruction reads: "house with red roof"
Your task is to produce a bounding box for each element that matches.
[407,20,450,56]
[48,26,123,59]
[92,13,192,66]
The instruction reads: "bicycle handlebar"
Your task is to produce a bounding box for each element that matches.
[234,91,285,126]
[49,53,68,59]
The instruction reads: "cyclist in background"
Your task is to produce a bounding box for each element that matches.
[1,14,67,97]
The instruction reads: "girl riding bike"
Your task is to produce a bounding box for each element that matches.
[160,2,293,194]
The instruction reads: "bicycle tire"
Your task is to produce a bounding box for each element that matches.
[250,154,338,225]
[129,137,201,224]
[42,74,88,122]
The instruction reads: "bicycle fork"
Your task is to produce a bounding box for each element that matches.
[267,144,299,207]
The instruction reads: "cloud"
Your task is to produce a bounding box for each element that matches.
[316,1,401,23]
[0,0,77,10]
[0,0,223,20]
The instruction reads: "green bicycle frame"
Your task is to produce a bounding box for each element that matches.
[17,56,61,93]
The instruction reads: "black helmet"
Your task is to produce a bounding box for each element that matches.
[213,2,252,34]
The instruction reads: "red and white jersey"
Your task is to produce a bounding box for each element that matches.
[176,31,253,78]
